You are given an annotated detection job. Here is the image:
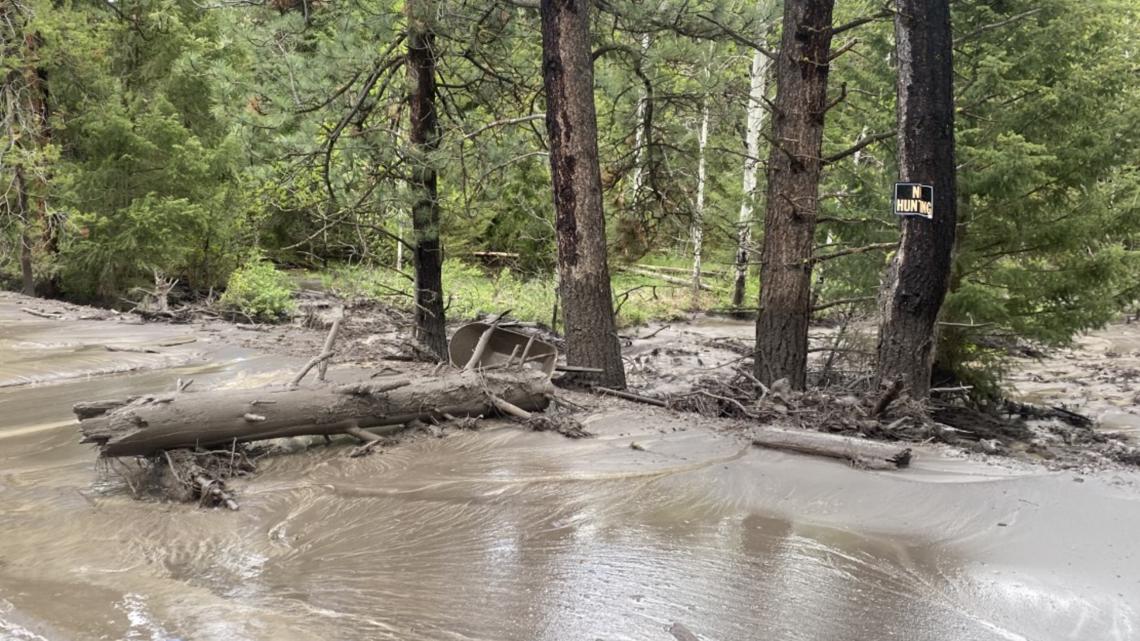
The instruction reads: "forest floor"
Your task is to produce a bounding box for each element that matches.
[8,288,1139,473]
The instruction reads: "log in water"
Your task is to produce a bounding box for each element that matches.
[76,368,553,457]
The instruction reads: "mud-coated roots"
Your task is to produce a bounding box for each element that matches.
[101,446,259,510]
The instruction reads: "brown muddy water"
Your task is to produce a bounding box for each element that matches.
[2,296,1139,641]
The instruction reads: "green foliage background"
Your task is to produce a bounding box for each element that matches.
[2,0,1138,387]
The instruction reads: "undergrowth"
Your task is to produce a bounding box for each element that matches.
[312,259,721,329]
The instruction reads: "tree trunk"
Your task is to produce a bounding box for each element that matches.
[754,0,836,389]
[732,47,771,308]
[691,95,710,309]
[407,0,447,358]
[875,0,958,400]
[540,0,627,388]
[14,166,35,297]
[77,369,553,458]
[627,32,651,206]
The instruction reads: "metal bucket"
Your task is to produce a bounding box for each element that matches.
[448,322,558,375]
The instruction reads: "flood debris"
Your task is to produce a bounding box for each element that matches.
[599,360,1139,470]
[752,428,911,470]
[76,320,581,507]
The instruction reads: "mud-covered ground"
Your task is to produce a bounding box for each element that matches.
[8,291,1139,471]
[3,291,1140,641]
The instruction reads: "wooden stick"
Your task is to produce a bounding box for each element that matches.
[345,425,384,442]
[464,324,499,371]
[317,314,344,382]
[595,387,669,407]
[21,308,61,319]
[555,364,605,373]
[482,352,549,372]
[289,351,334,389]
[487,394,533,419]
[518,334,536,366]
[871,379,904,417]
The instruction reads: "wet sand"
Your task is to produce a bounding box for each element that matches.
[2,294,1139,641]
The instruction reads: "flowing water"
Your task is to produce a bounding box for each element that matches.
[2,297,1139,641]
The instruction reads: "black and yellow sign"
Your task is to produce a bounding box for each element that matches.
[894,183,934,219]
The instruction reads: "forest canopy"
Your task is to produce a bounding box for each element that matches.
[3,0,1138,391]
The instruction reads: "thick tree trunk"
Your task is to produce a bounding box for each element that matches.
[407,1,447,358]
[875,0,957,400]
[690,96,709,309]
[77,369,553,458]
[754,0,836,389]
[732,48,771,308]
[541,0,627,388]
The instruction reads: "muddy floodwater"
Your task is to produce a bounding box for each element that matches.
[2,295,1139,641]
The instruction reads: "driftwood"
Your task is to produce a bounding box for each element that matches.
[752,427,911,470]
[77,368,554,458]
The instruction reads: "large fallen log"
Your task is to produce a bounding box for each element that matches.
[752,427,911,470]
[77,368,553,458]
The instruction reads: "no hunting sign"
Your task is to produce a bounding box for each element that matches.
[894,183,934,219]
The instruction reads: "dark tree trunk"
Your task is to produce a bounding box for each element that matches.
[875,0,957,399]
[754,0,836,389]
[540,0,626,388]
[407,1,447,358]
[17,169,34,297]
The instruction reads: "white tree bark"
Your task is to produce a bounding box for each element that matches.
[691,96,710,309]
[731,47,772,308]
[627,32,652,205]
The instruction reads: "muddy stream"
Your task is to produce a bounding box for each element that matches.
[2,294,1138,641]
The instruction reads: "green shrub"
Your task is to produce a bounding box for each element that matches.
[220,254,296,321]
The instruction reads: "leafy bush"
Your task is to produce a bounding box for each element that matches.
[219,254,296,321]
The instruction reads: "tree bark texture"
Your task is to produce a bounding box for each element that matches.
[541,0,627,388]
[407,0,448,359]
[875,0,957,399]
[754,0,836,389]
[752,428,911,470]
[77,369,553,458]
[691,94,709,309]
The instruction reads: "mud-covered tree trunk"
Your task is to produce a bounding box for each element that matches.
[732,47,771,309]
[875,0,958,399]
[407,0,447,358]
[754,0,836,389]
[77,369,553,458]
[540,0,627,388]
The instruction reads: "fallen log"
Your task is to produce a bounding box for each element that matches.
[752,427,912,470]
[619,266,717,292]
[77,368,553,458]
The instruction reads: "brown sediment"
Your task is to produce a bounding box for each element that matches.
[2,292,1140,641]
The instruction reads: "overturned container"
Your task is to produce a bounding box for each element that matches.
[448,322,558,376]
